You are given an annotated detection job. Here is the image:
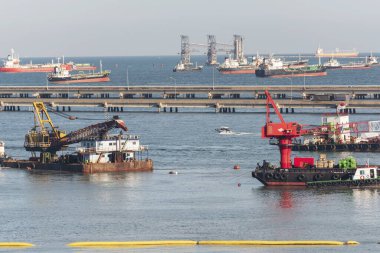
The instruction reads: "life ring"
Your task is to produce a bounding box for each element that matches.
[274,173,281,180]
[360,175,365,180]
[280,174,287,181]
[265,173,273,179]
[313,174,322,181]
[331,174,340,180]
[297,174,305,181]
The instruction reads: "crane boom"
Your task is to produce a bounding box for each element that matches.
[262,90,302,169]
[24,102,129,162]
[57,118,128,148]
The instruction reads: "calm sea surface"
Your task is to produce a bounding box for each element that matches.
[0,56,379,252]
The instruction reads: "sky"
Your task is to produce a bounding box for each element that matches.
[1,0,379,57]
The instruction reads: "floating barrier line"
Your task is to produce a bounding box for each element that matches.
[198,240,356,246]
[67,240,359,248]
[67,240,198,248]
[0,242,35,247]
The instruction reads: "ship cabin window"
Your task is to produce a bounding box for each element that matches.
[360,170,365,175]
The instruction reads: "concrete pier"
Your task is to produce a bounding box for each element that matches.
[0,85,380,112]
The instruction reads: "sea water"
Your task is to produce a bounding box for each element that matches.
[0,56,379,252]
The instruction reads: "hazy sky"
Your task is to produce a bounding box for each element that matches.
[1,0,379,57]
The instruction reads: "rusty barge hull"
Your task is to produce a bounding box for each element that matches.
[2,159,153,173]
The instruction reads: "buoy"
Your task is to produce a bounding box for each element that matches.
[233,164,240,170]
[169,171,178,175]
[237,183,241,187]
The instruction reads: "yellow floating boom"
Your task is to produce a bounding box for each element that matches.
[198,240,358,246]
[67,240,198,248]
[0,242,35,248]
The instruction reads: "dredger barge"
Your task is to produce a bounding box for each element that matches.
[1,102,152,173]
[251,91,380,187]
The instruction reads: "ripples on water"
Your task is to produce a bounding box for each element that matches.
[0,56,379,252]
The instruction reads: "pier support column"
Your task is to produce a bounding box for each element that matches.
[291,108,294,113]
[285,108,289,114]
[232,108,236,113]
[63,106,65,112]
[170,107,172,113]
[164,107,167,113]
[280,108,283,113]
[353,108,356,114]
[17,106,20,111]
[175,107,178,113]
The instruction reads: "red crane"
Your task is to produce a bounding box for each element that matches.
[262,90,303,169]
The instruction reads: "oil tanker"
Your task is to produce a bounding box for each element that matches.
[48,66,110,84]
[0,49,96,73]
[255,64,327,78]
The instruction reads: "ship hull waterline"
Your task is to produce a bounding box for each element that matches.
[252,168,380,188]
[49,77,110,84]
[2,159,153,174]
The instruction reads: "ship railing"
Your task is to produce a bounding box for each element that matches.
[24,141,51,148]
[77,147,96,153]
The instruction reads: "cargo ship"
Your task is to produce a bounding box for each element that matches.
[0,49,96,73]
[0,49,73,73]
[251,91,380,187]
[48,66,110,84]
[340,61,370,69]
[1,103,153,173]
[315,47,359,58]
[255,58,327,78]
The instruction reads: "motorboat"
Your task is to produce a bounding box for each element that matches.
[215,126,233,134]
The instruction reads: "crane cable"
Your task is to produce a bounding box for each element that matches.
[44,105,114,121]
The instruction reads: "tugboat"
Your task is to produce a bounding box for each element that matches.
[366,53,378,66]
[323,58,342,69]
[173,61,203,72]
[217,55,258,74]
[251,91,380,187]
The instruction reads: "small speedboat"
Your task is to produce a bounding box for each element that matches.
[215,126,233,134]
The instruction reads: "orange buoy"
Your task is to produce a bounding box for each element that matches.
[233,164,240,170]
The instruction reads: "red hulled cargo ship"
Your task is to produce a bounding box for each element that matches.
[0,49,96,73]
